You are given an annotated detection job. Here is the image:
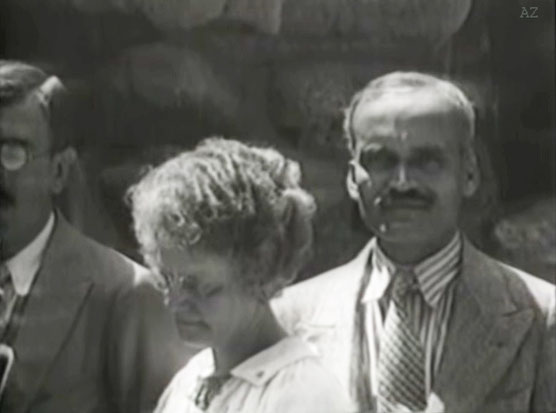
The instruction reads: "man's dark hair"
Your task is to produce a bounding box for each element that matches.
[0,60,74,152]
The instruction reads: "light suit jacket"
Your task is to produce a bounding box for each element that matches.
[272,238,556,413]
[2,215,189,413]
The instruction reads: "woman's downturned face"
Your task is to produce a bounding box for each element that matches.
[157,246,261,350]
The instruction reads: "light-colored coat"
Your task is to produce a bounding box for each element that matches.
[2,215,189,413]
[272,239,556,413]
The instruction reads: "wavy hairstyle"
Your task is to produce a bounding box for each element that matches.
[128,138,316,300]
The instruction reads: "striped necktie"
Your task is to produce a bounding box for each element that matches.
[377,270,427,413]
[0,264,16,337]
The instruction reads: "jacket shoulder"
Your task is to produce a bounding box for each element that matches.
[469,245,555,314]
[287,263,353,296]
[48,218,154,291]
[275,259,360,313]
[272,258,364,332]
[497,259,555,314]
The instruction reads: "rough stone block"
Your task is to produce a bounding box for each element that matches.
[281,0,472,46]
[222,0,285,34]
[269,62,358,149]
[102,42,240,115]
[493,198,556,282]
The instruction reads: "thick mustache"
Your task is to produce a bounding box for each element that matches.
[378,189,434,208]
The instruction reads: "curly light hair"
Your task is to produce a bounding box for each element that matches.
[128,138,316,300]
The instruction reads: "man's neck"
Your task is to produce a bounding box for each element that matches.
[1,210,53,261]
[377,230,459,266]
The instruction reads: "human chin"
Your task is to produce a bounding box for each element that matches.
[0,207,20,256]
[173,316,212,347]
[0,191,15,223]
[0,206,12,227]
[369,210,435,242]
[374,223,434,245]
[382,207,431,226]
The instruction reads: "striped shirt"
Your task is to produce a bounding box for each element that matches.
[361,232,462,397]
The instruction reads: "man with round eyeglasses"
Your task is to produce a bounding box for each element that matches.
[0,60,187,413]
[0,141,50,172]
[0,68,75,260]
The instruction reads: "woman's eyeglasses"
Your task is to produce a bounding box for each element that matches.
[158,271,223,301]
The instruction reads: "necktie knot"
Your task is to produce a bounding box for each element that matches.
[392,268,418,301]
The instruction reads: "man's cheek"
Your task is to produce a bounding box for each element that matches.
[362,178,390,207]
[20,175,50,197]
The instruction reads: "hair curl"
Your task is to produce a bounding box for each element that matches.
[343,71,476,153]
[128,138,317,300]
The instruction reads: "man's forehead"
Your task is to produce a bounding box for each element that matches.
[0,93,49,135]
[0,91,50,148]
[355,88,458,123]
[352,89,465,144]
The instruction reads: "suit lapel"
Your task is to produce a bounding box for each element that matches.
[10,215,93,411]
[299,239,374,329]
[427,241,534,413]
[302,240,375,409]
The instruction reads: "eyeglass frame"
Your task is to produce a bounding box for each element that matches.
[0,140,53,172]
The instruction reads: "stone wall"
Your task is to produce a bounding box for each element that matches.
[1,0,554,281]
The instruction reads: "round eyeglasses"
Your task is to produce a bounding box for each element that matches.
[1,141,50,171]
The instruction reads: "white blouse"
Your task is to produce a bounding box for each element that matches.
[155,336,351,413]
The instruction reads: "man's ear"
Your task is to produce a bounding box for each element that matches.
[50,147,77,195]
[346,160,362,201]
[462,147,480,197]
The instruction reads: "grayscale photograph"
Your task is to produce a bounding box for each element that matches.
[0,0,554,412]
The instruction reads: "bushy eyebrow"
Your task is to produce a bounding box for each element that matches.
[359,142,386,155]
[0,137,30,146]
[359,143,448,163]
[410,146,446,158]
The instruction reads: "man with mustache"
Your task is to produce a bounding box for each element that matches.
[0,60,187,412]
[273,72,556,413]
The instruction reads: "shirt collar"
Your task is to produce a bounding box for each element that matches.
[195,336,317,388]
[362,232,462,308]
[361,245,393,303]
[5,212,55,296]
[231,336,316,386]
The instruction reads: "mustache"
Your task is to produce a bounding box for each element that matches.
[0,187,14,207]
[376,187,435,208]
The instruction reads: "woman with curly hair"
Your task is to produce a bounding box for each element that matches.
[128,138,350,413]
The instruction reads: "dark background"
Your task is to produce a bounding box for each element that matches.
[1,0,554,282]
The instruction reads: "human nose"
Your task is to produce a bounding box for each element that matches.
[390,163,414,191]
[165,287,197,313]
